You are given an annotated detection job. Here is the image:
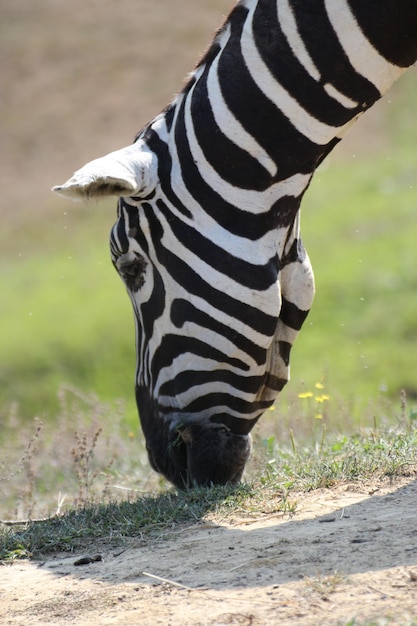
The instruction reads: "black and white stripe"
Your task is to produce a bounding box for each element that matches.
[54,0,417,488]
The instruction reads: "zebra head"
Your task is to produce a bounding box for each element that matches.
[53,109,316,489]
[53,138,269,489]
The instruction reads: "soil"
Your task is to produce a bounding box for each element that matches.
[2,476,417,625]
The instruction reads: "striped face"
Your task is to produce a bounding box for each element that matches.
[109,78,319,487]
[55,0,417,488]
[109,165,307,488]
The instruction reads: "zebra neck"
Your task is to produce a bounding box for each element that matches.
[148,0,414,200]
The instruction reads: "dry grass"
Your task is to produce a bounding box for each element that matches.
[0,385,161,521]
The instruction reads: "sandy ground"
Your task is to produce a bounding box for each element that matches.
[2,476,417,625]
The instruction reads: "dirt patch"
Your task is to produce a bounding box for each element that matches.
[2,477,417,625]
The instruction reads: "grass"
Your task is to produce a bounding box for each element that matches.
[0,484,259,560]
[0,205,138,418]
[1,388,416,561]
[0,385,156,522]
[258,426,417,492]
[294,69,417,409]
[297,145,417,407]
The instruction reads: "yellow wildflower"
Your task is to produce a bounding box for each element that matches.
[298,391,314,399]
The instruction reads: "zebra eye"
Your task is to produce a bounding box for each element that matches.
[117,255,147,292]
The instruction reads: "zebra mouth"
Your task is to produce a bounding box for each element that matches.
[170,421,252,489]
[136,388,253,488]
[145,417,252,489]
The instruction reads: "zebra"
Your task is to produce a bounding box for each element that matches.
[53,0,417,489]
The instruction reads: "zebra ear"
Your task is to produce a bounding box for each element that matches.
[52,142,158,200]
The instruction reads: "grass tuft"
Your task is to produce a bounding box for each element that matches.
[257,426,417,492]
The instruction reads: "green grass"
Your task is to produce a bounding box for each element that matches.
[0,204,138,418]
[293,148,417,410]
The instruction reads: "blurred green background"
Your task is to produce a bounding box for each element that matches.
[1,0,416,427]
